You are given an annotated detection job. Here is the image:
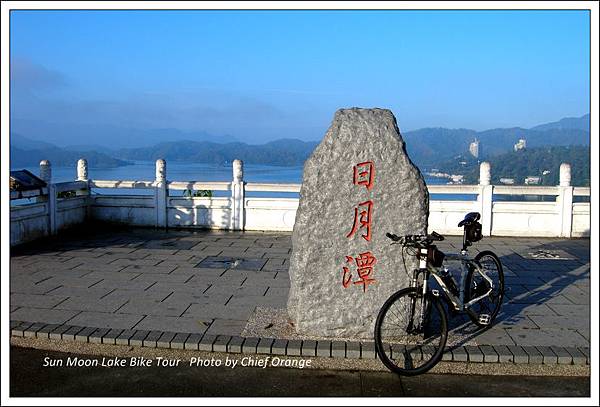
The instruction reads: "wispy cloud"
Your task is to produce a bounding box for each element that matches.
[10,57,67,91]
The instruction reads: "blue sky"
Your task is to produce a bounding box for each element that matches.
[10,10,590,147]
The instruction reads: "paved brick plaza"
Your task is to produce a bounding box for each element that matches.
[10,226,590,362]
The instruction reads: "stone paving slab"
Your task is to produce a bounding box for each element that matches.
[68,312,145,330]
[505,327,589,347]
[103,328,124,345]
[242,337,260,354]
[156,332,177,348]
[10,308,80,325]
[142,331,164,347]
[89,328,111,344]
[47,286,115,299]
[10,228,590,365]
[227,336,245,353]
[11,293,69,309]
[133,316,210,334]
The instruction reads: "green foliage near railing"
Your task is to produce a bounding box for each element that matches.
[57,190,76,199]
[183,189,213,198]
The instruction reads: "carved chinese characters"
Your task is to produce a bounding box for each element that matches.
[288,108,429,338]
[344,162,377,291]
[343,252,377,292]
[353,161,375,191]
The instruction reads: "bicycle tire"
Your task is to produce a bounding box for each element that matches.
[374,287,448,376]
[466,250,505,327]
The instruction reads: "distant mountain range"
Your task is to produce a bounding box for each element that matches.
[115,138,318,166]
[10,114,590,169]
[10,134,130,168]
[10,119,238,148]
[531,113,589,132]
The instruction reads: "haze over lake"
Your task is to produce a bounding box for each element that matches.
[15,160,455,185]
[13,160,465,201]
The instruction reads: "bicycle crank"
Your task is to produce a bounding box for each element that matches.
[478,314,491,325]
[466,308,491,326]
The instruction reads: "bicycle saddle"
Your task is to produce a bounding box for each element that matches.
[458,212,481,227]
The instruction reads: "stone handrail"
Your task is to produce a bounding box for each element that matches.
[573,187,591,196]
[427,185,480,194]
[10,188,48,200]
[245,183,302,193]
[492,185,563,195]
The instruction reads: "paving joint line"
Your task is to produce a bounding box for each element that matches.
[87,279,104,288]
[100,288,117,300]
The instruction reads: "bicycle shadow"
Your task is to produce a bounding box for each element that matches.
[439,239,589,349]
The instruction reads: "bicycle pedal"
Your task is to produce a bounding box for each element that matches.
[478,314,491,325]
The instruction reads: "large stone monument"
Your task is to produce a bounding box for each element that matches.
[287,108,429,338]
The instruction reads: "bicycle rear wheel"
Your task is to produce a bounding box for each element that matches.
[466,250,505,327]
[374,287,448,376]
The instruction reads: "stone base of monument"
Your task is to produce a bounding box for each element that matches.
[243,306,476,346]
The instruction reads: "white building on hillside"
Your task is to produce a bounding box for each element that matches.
[469,139,480,158]
[514,138,527,151]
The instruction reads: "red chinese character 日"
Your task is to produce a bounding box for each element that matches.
[342,252,377,292]
[352,161,375,191]
[346,200,373,241]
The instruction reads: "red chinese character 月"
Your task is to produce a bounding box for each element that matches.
[346,200,373,241]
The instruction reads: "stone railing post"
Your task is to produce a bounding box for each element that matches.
[231,159,245,231]
[76,158,91,220]
[40,160,57,235]
[557,163,573,237]
[39,159,52,184]
[77,158,88,181]
[76,158,89,195]
[155,159,168,229]
[478,161,493,236]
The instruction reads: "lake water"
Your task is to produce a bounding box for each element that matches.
[14,161,474,200]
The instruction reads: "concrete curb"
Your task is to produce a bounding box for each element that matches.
[10,320,590,366]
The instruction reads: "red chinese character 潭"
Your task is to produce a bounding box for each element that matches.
[342,255,354,288]
[353,251,377,292]
[341,252,377,292]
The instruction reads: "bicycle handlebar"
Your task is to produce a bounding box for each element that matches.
[386,231,444,246]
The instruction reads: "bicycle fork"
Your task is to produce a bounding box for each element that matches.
[406,249,430,334]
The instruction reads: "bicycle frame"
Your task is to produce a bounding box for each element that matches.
[412,249,495,313]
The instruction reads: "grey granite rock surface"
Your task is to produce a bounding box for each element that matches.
[287,108,429,338]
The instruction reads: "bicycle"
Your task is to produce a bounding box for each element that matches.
[374,212,504,376]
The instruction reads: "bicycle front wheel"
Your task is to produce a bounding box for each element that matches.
[374,287,448,376]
